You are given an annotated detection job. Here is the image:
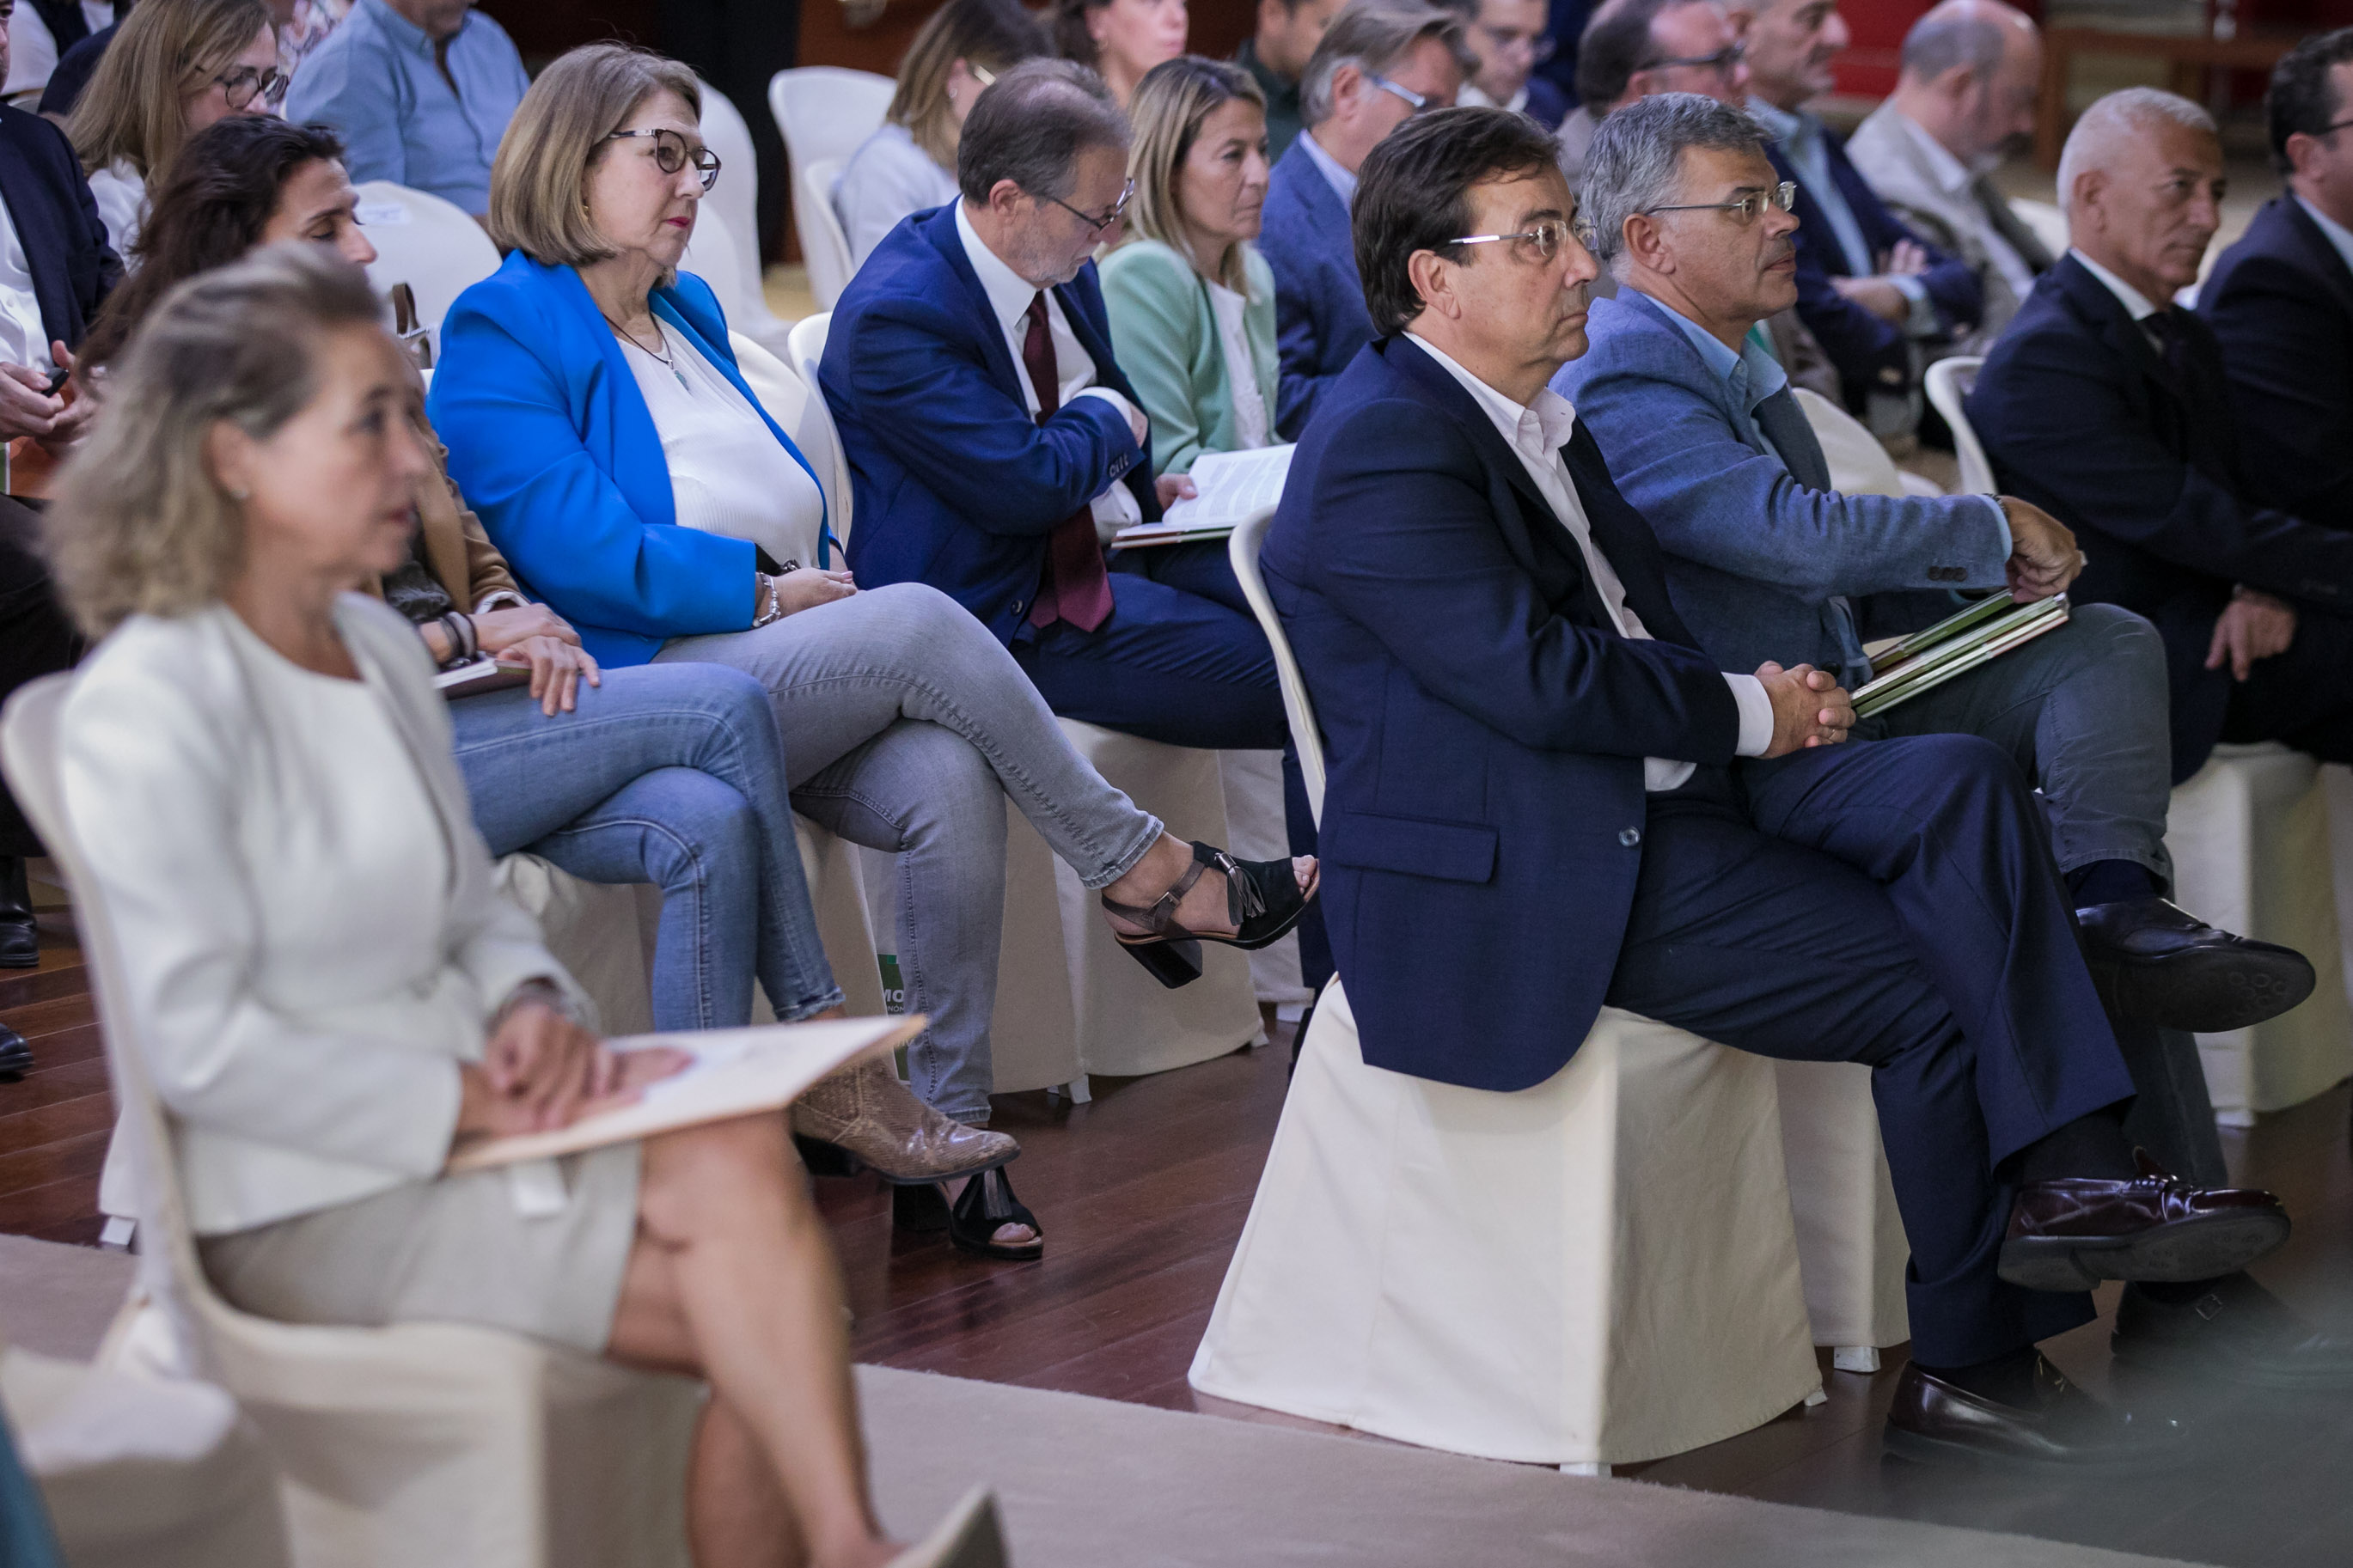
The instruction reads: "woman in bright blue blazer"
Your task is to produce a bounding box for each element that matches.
[431,45,1318,1259]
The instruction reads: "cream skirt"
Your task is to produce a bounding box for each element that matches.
[199,1144,642,1354]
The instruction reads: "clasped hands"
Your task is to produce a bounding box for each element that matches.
[1757,661,1855,756]
[451,993,689,1151]
[0,343,92,453]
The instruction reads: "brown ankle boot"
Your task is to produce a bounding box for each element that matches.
[790,1057,1017,1183]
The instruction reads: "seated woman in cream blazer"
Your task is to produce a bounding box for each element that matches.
[1101,56,1280,477]
[49,246,998,1568]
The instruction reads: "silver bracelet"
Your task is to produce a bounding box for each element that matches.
[750,571,785,628]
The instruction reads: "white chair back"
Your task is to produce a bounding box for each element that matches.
[768,69,894,308]
[1924,356,1994,496]
[2008,198,2069,261]
[732,329,853,553]
[680,205,752,326]
[1790,387,1912,497]
[354,181,500,363]
[788,308,832,386]
[694,82,763,304]
[1227,510,1326,823]
[798,157,857,308]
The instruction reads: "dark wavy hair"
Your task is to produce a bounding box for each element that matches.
[77,116,349,375]
[1354,105,1560,335]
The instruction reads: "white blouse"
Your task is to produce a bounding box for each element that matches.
[618,322,826,570]
[1207,280,1271,451]
[834,121,960,268]
[87,160,146,265]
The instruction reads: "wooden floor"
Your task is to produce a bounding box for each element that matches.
[8,936,2352,1566]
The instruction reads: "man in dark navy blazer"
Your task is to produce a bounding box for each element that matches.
[1974,87,2353,789]
[2203,28,2353,528]
[1268,104,2296,1466]
[0,20,119,1074]
[1728,0,1981,422]
[1260,0,1471,436]
[823,60,1329,974]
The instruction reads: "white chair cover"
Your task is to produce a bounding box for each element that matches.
[693,79,796,356]
[354,181,500,363]
[2,1339,291,1568]
[1219,749,1311,1009]
[799,158,858,310]
[2167,744,2353,1122]
[1924,357,1994,496]
[1190,979,1821,1467]
[0,676,706,1568]
[767,68,895,309]
[1794,386,1916,497]
[2009,198,2069,261]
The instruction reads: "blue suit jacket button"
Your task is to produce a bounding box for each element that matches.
[1619,827,1641,847]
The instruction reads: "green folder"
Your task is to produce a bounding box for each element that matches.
[1851,594,2071,720]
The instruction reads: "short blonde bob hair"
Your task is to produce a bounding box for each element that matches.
[68,0,273,181]
[889,0,1051,168]
[48,244,384,639]
[1123,56,1266,294]
[488,42,704,268]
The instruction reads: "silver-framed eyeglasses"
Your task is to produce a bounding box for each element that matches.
[1447,216,1598,262]
[1043,177,1136,235]
[1645,180,1797,225]
[605,127,723,192]
[1367,72,1430,113]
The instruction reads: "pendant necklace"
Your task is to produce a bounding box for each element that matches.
[607,313,688,391]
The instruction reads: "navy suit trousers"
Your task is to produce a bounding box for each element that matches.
[1604,733,2136,1366]
[1012,540,1330,985]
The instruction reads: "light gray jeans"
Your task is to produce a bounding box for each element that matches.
[657,583,1164,1120]
[1860,601,2174,886]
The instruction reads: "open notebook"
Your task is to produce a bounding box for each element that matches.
[1115,443,1295,549]
[444,1015,923,1172]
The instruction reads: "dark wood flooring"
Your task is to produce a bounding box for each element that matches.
[9,938,2352,1566]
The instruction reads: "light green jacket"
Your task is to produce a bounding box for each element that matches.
[1100,239,1280,477]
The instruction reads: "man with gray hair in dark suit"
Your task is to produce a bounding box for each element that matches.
[1562,91,2353,1394]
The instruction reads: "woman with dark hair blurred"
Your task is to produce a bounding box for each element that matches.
[1052,0,1187,107]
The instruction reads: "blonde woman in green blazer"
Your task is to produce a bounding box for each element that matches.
[1102,55,1280,477]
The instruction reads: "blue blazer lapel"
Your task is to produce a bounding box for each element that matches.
[541,259,678,530]
[922,204,1030,407]
[2278,197,2353,321]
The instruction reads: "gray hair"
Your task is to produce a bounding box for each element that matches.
[2056,86,2216,217]
[1899,9,2009,82]
[1581,90,1771,267]
[956,58,1128,204]
[1299,0,1476,128]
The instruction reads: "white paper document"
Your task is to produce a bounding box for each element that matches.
[1115,443,1295,547]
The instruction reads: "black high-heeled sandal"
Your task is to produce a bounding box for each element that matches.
[948,1167,1045,1261]
[1102,841,1319,990]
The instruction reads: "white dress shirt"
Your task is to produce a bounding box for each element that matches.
[1299,129,1359,207]
[1898,111,2038,305]
[953,198,1141,535]
[1207,279,1272,450]
[618,323,826,570]
[2069,247,2162,323]
[2295,194,2353,280]
[1404,333,1775,789]
[86,159,145,264]
[0,193,54,375]
[2,1,112,99]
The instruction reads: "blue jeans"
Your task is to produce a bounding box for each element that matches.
[449,662,843,1033]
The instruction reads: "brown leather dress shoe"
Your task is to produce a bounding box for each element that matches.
[2001,1151,2289,1292]
[1885,1358,2187,1470]
[790,1057,1018,1185]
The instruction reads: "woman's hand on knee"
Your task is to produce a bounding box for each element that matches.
[495,635,600,715]
[775,566,857,617]
[453,1001,688,1144]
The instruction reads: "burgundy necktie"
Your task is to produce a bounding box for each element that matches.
[1020,292,1115,633]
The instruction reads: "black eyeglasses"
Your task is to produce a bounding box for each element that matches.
[606,128,723,192]
[1635,43,1744,76]
[1645,180,1798,225]
[1042,177,1136,235]
[2317,116,2353,137]
[1447,216,1598,261]
[215,64,289,111]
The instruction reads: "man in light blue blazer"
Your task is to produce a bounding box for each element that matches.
[1558,98,2320,1184]
[1261,0,1471,436]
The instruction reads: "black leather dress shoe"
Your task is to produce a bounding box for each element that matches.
[2002,1152,2289,1291]
[0,856,36,970]
[2112,1274,2353,1391]
[1884,1358,2187,1470]
[2076,897,2313,1033]
[0,1022,30,1082]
